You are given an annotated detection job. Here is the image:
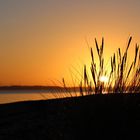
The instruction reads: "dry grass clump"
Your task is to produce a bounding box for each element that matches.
[62,37,139,96]
[79,36,140,95]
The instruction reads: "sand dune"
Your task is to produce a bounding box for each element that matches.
[0,93,140,139]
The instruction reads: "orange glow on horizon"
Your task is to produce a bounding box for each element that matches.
[0,1,140,86]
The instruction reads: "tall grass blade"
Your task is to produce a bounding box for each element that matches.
[134,44,139,67]
[126,36,132,51]
[95,38,100,56]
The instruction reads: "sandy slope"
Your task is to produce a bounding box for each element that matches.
[0,93,140,140]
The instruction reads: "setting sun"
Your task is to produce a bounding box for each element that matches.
[99,76,109,83]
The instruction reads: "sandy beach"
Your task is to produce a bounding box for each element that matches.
[0,93,140,140]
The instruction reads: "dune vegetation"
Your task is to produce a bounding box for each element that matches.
[80,36,140,95]
[62,37,140,96]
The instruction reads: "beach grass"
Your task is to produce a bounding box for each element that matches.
[77,36,140,95]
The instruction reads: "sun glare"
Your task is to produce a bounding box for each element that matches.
[99,76,109,83]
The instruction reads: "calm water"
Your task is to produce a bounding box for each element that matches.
[0,90,80,104]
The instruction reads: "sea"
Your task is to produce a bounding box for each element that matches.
[0,90,80,104]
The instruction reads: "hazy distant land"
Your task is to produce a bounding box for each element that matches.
[0,86,80,92]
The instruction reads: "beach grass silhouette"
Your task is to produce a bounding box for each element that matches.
[62,36,140,97]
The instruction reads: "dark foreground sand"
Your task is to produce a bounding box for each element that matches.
[0,93,140,140]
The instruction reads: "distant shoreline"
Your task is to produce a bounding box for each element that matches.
[0,86,139,93]
[0,86,80,92]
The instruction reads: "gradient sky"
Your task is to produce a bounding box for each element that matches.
[0,0,140,86]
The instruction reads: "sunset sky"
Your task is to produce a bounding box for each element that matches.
[0,0,140,86]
